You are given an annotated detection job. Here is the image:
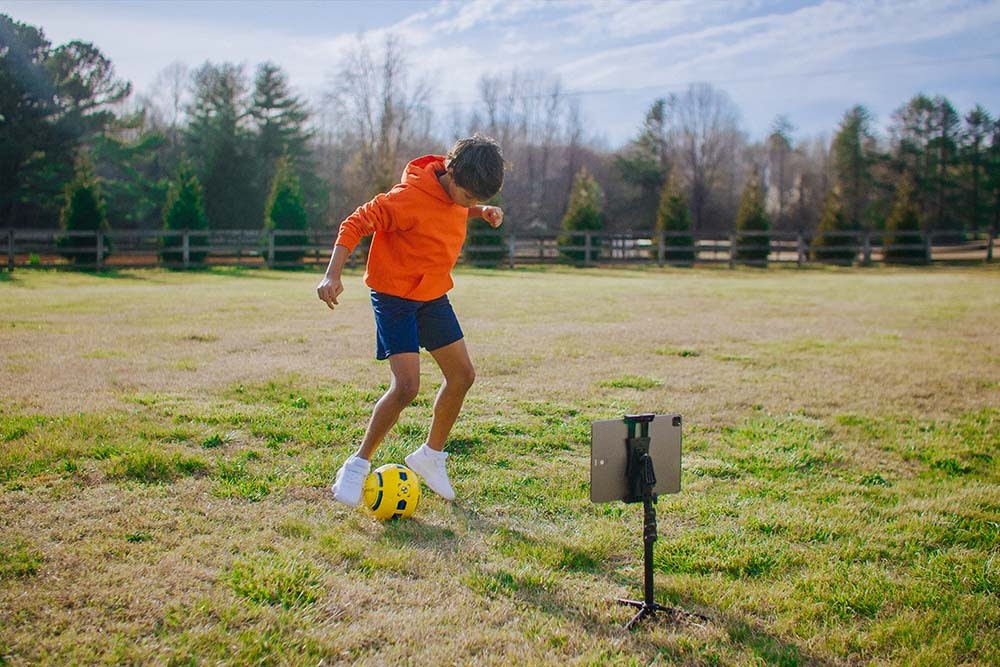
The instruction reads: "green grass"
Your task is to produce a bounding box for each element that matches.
[229,552,323,608]
[598,374,663,390]
[0,538,44,579]
[1,265,998,665]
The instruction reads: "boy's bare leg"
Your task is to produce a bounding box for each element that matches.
[426,339,476,451]
[357,352,420,460]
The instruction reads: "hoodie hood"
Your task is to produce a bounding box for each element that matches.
[399,155,452,204]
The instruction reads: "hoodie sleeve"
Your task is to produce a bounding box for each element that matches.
[334,188,411,252]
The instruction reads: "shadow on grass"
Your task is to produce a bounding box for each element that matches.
[88,266,307,281]
[146,266,275,280]
[379,516,459,548]
[3,267,153,281]
[724,616,836,667]
[206,266,315,280]
[384,499,837,664]
[88,269,154,281]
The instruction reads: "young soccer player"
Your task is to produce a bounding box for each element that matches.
[316,135,505,506]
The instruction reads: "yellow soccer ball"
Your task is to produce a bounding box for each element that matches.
[363,464,420,520]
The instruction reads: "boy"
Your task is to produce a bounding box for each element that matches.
[316,134,505,506]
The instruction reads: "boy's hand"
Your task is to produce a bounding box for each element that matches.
[481,206,504,228]
[316,275,344,310]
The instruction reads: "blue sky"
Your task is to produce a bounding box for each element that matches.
[6,0,1000,146]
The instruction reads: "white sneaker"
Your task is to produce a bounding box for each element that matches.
[331,455,370,506]
[405,444,455,500]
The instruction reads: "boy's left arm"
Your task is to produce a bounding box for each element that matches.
[468,205,504,229]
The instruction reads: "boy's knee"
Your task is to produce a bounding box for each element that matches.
[388,376,420,406]
[452,365,475,392]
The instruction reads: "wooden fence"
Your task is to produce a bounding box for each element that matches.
[2,228,996,271]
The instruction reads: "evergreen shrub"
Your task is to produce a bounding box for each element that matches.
[732,169,770,265]
[558,169,604,264]
[811,190,858,264]
[264,157,309,266]
[58,154,110,267]
[883,176,928,264]
[161,160,210,265]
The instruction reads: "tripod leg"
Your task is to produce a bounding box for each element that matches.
[624,606,651,630]
[618,598,680,630]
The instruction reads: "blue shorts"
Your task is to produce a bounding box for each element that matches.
[370,291,464,360]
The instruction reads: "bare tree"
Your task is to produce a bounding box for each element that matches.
[767,115,795,231]
[667,83,746,233]
[475,69,567,231]
[520,73,563,224]
[790,136,831,236]
[324,35,433,197]
[562,98,585,203]
[147,61,190,147]
[479,71,522,151]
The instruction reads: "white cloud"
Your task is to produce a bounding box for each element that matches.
[543,0,1000,104]
[5,0,999,144]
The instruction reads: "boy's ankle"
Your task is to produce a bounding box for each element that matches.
[420,443,445,458]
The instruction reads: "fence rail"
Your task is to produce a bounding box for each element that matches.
[2,228,996,271]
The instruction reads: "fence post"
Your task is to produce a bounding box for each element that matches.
[657,232,665,267]
[584,232,592,267]
[268,230,275,268]
[182,230,190,269]
[508,234,516,269]
[797,233,805,266]
[989,230,995,262]
[7,229,14,272]
[863,231,872,265]
[96,232,104,271]
[728,233,735,269]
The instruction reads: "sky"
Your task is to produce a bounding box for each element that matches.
[5,0,1000,147]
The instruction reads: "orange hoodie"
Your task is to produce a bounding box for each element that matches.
[335,155,469,301]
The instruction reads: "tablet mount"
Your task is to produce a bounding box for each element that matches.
[613,413,707,630]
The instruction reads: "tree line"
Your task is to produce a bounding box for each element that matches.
[2,14,998,267]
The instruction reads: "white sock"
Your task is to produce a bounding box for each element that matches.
[347,454,370,468]
[421,443,445,458]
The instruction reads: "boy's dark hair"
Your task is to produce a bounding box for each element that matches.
[446,134,505,201]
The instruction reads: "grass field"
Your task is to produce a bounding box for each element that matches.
[1,265,998,666]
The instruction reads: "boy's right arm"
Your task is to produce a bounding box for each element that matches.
[316,244,351,310]
[318,191,397,310]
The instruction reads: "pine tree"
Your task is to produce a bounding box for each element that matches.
[161,160,209,265]
[883,175,927,264]
[832,105,876,232]
[91,113,169,231]
[558,168,604,263]
[185,62,256,230]
[58,152,110,267]
[961,106,993,234]
[732,168,770,265]
[1,16,130,228]
[250,62,319,227]
[615,98,669,229]
[890,95,962,240]
[811,189,857,264]
[655,174,694,264]
[990,119,1000,239]
[264,156,309,266]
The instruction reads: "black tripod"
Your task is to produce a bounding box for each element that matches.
[616,414,684,630]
